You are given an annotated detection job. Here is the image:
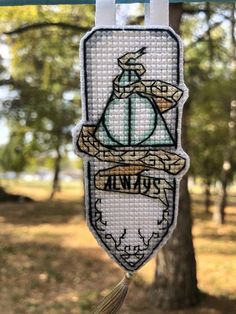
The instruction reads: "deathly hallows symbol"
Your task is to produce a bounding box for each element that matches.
[78,47,186,201]
[95,47,182,147]
[75,32,188,272]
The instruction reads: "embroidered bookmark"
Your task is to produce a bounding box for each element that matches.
[73,0,189,312]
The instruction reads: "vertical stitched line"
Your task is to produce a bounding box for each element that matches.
[128,97,132,146]
[128,70,132,145]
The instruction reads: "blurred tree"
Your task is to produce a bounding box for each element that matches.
[0,3,234,310]
[0,5,94,198]
[189,75,236,217]
[188,77,234,213]
[0,126,28,174]
[151,4,198,309]
[213,3,236,224]
[151,2,236,308]
[186,3,236,219]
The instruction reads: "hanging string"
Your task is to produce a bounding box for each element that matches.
[94,272,134,314]
[95,0,116,26]
[145,0,169,26]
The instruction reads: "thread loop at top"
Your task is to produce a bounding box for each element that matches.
[145,0,169,26]
[95,0,116,26]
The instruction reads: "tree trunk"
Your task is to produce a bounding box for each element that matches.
[213,99,236,224]
[49,146,62,200]
[213,9,236,225]
[151,175,199,309]
[213,166,229,225]
[150,4,199,309]
[204,179,211,214]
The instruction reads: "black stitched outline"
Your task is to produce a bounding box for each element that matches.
[99,92,160,147]
[88,161,122,262]
[94,198,107,231]
[90,64,180,148]
[90,49,178,148]
[105,228,127,248]
[77,137,186,176]
[129,93,157,146]
[83,28,181,148]
[128,69,132,145]
[97,178,175,271]
[88,161,177,271]
[175,108,179,149]
[138,229,160,248]
[94,166,173,202]
[83,28,181,271]
[128,94,132,145]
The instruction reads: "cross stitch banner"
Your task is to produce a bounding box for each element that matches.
[74,26,189,271]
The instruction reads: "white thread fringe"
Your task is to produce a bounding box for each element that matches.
[94,272,133,314]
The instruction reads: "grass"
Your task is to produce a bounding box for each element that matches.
[0,180,236,313]
[1,178,84,201]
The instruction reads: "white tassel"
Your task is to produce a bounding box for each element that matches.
[94,272,133,314]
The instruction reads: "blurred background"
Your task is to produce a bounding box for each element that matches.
[0,2,235,314]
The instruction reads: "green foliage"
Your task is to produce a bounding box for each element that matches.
[0,3,235,186]
[188,76,235,181]
[0,127,28,173]
[0,5,93,174]
[183,3,236,183]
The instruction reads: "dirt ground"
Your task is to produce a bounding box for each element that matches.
[0,181,236,313]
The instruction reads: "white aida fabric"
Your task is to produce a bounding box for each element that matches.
[73,26,189,272]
